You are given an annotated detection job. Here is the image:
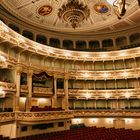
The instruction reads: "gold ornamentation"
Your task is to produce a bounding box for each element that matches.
[58,0,90,29]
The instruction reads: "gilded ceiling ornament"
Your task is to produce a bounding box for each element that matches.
[58,0,90,29]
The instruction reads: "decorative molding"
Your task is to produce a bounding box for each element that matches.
[1,111,140,123]
[0,82,16,92]
[0,112,15,122]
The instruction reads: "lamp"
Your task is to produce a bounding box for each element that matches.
[58,0,90,29]
[107,0,140,19]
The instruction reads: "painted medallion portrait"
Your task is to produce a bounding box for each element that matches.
[94,3,109,14]
[38,5,52,16]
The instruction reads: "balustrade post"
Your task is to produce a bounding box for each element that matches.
[14,67,22,112]
[26,70,33,112]
[52,77,57,108]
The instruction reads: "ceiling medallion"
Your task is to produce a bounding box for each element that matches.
[94,3,109,14]
[38,5,52,16]
[58,0,90,29]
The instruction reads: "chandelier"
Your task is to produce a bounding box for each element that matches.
[107,0,140,19]
[58,0,90,29]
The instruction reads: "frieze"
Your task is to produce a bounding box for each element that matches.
[0,112,15,122]
[0,111,140,123]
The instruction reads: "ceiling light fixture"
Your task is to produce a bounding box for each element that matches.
[107,0,140,19]
[58,0,90,29]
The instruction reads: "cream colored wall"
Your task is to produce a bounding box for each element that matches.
[71,118,140,130]
[0,123,17,138]
[31,98,51,108]
[17,120,71,137]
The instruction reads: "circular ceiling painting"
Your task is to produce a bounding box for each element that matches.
[38,5,53,16]
[94,3,109,14]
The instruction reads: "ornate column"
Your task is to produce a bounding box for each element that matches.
[123,59,126,69]
[106,99,108,109]
[73,41,76,49]
[127,98,130,109]
[126,36,130,45]
[112,38,116,48]
[113,60,115,70]
[99,40,102,48]
[14,67,22,111]
[26,70,33,112]
[95,99,97,109]
[52,77,57,108]
[62,77,69,110]
[116,98,119,109]
[74,100,76,109]
[60,39,63,48]
[115,79,117,89]
[133,58,137,68]
[86,41,89,49]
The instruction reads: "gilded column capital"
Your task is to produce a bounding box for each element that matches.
[28,70,33,78]
[16,67,22,75]
[53,75,58,80]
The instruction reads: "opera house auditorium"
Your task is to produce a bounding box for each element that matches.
[0,0,140,139]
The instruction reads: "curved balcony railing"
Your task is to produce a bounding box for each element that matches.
[0,81,16,92]
[68,88,139,97]
[0,112,15,123]
[1,110,140,123]
[16,111,73,121]
[0,21,140,62]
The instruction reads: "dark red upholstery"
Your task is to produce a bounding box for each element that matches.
[30,106,63,112]
[9,127,140,140]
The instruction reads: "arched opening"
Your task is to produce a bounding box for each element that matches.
[22,30,34,40]
[89,40,100,50]
[129,33,140,44]
[49,38,60,48]
[76,40,87,50]
[36,35,47,45]
[116,36,127,47]
[63,40,73,50]
[8,24,20,33]
[102,39,113,48]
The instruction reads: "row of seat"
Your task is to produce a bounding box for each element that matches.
[30,106,63,112]
[7,126,140,140]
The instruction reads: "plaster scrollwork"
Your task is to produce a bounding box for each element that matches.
[1,111,140,123]
[0,113,15,122]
